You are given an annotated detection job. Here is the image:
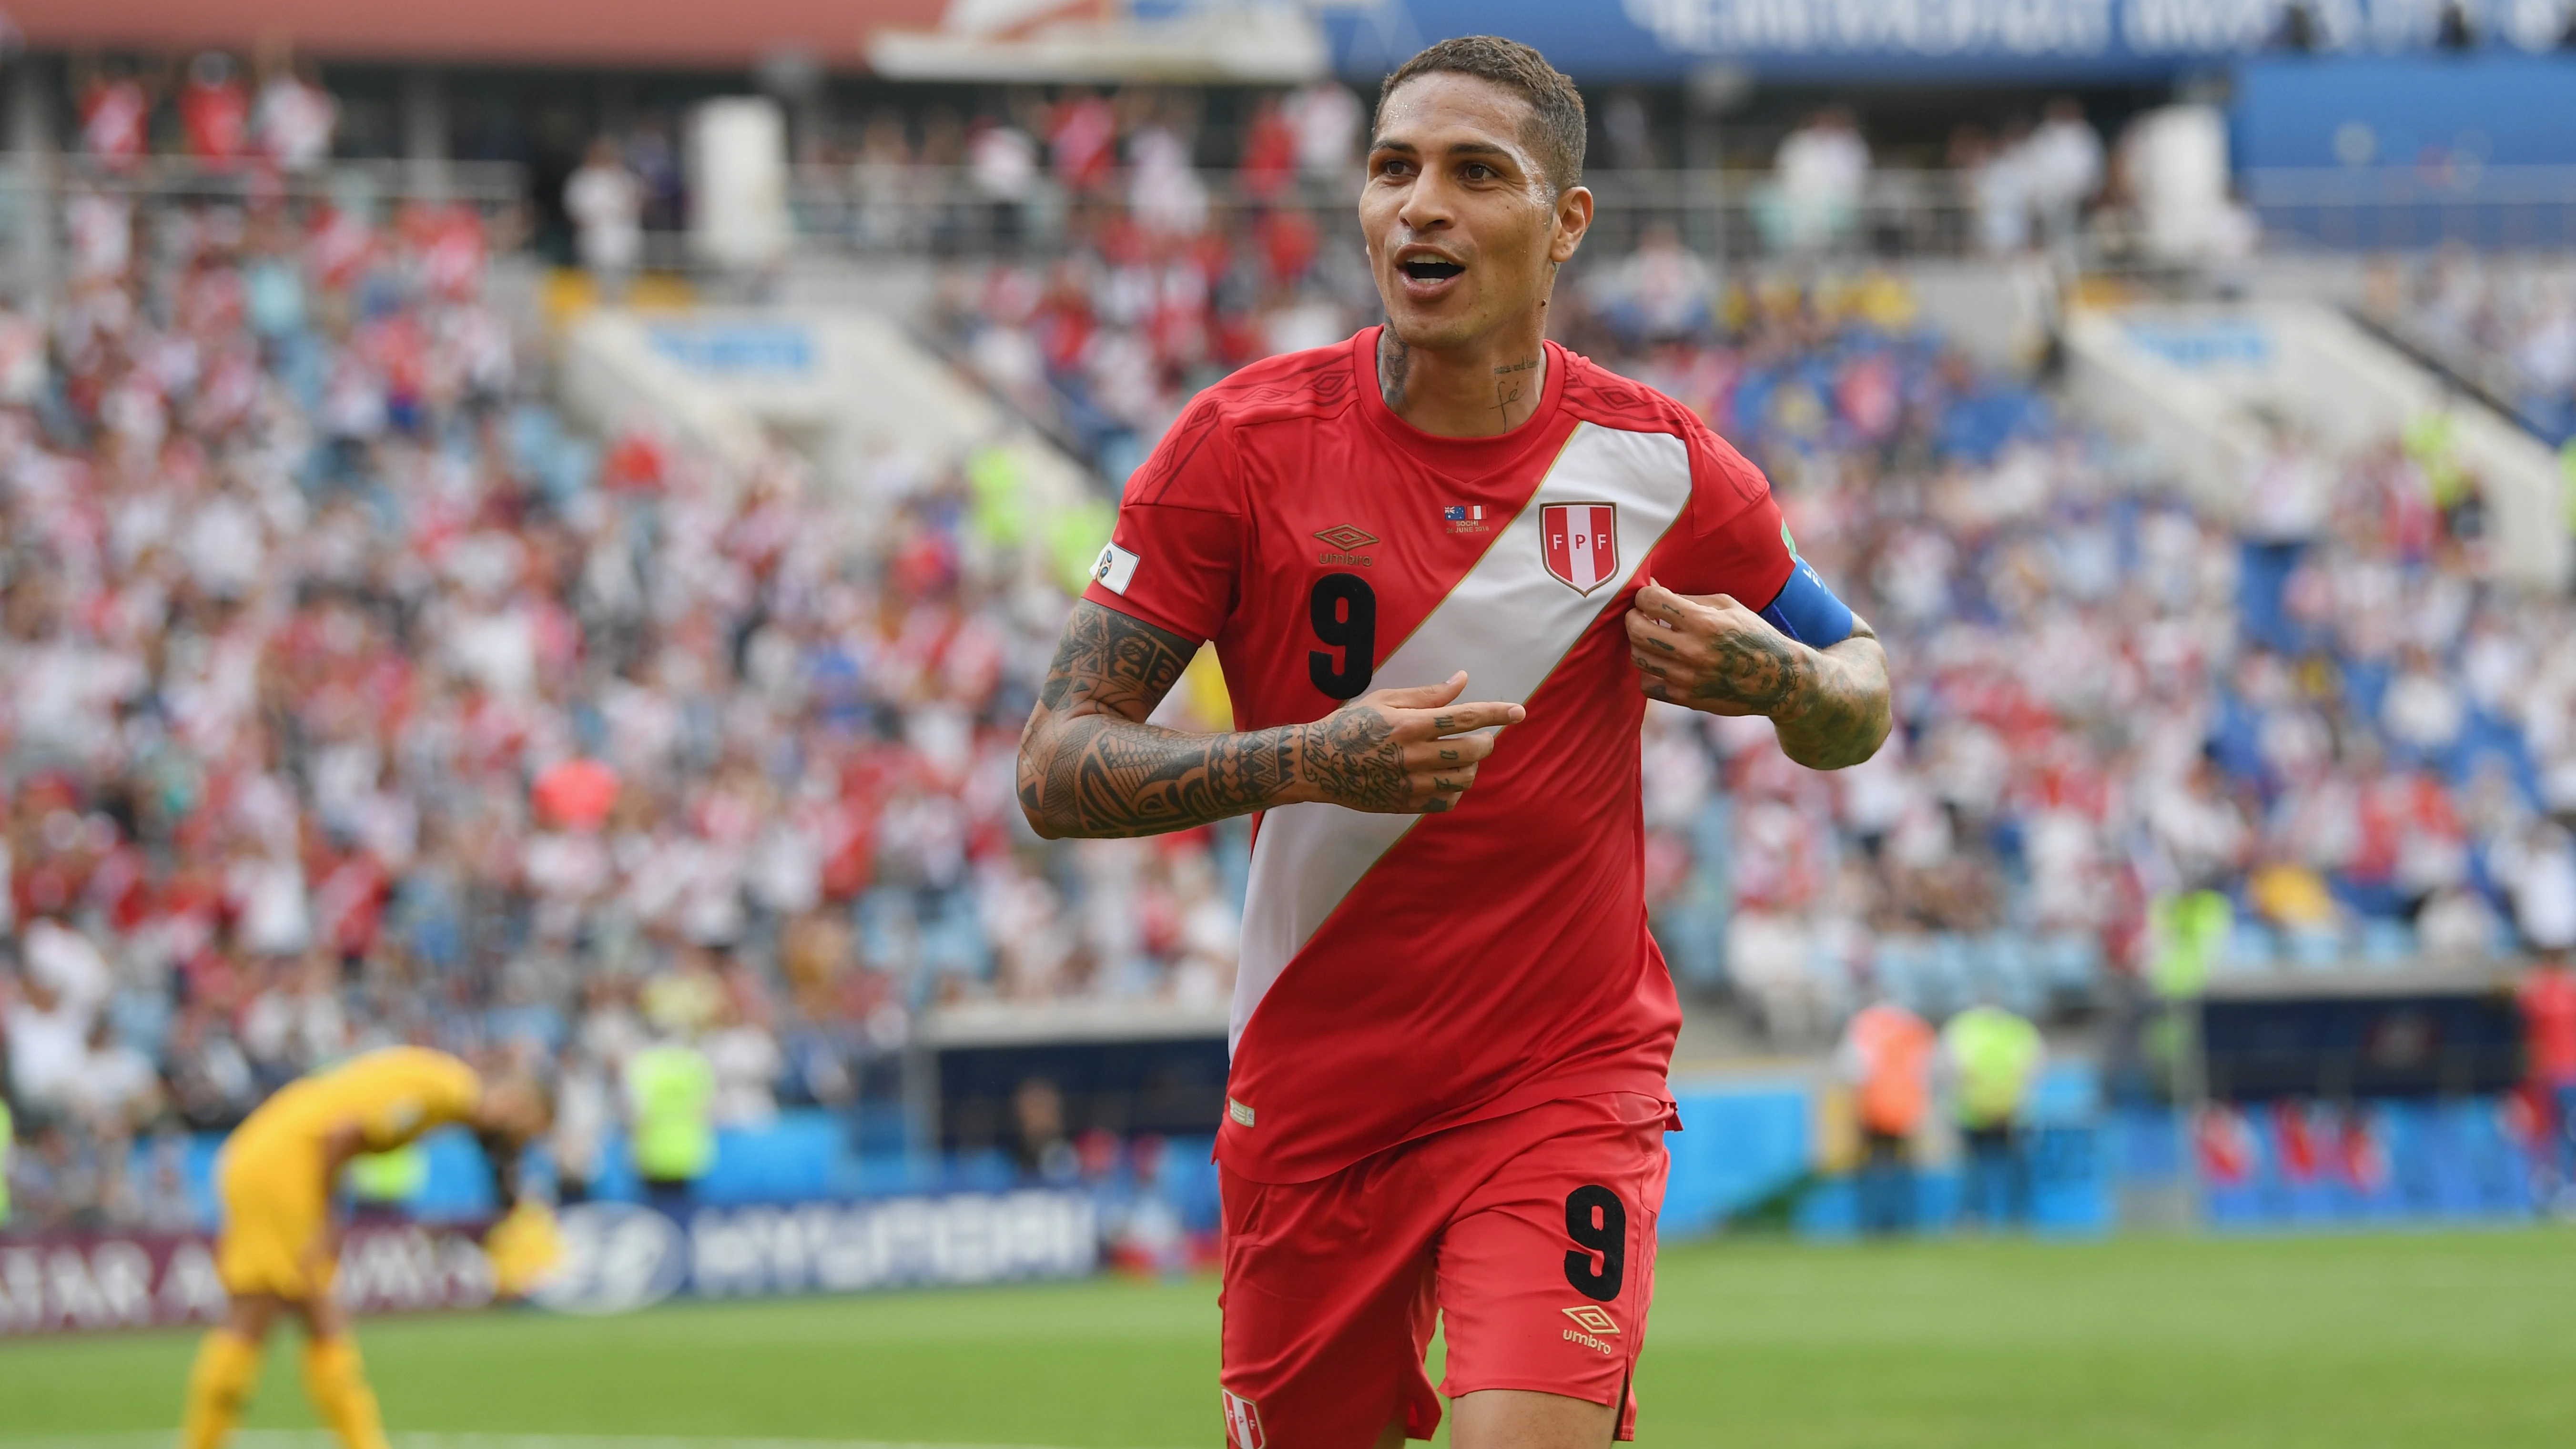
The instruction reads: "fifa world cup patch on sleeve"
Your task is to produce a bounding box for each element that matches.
[1227,1097,1256,1128]
[1091,542,1140,596]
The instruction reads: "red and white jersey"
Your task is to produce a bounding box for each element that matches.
[1085,327,1798,1184]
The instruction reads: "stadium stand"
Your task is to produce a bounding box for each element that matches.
[3,59,2573,1236]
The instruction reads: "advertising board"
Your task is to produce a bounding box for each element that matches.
[0,1189,1098,1337]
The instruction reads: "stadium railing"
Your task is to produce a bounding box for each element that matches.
[0,155,532,298]
[3,155,529,211]
[783,164,2576,265]
[782,163,1988,263]
[2245,164,2576,253]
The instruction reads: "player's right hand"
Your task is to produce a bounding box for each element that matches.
[1298,671,1523,814]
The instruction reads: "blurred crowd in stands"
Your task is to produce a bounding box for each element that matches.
[2365,249,2576,446]
[1573,264,2576,1044]
[72,50,340,174]
[0,160,1245,1229]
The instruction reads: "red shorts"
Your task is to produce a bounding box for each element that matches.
[1218,1091,1672,1448]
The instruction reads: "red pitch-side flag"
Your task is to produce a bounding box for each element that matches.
[1541,503,1619,595]
[2195,1104,2258,1186]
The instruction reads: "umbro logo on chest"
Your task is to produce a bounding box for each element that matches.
[1313,524,1376,568]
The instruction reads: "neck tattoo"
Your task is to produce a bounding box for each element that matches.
[1493,355,1541,426]
[1378,330,1410,413]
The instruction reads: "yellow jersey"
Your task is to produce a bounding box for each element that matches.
[229,1046,484,1166]
[213,1047,481,1300]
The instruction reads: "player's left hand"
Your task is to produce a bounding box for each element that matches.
[485,1199,567,1299]
[1623,579,1807,717]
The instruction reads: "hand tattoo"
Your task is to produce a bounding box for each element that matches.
[1298,705,1410,812]
[1678,617,1806,714]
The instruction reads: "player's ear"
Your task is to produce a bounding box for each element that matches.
[1551,185,1593,265]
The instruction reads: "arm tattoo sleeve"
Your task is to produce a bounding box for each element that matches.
[1017,601,1308,838]
[1768,617,1893,771]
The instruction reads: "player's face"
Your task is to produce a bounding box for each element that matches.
[1362,74,1591,355]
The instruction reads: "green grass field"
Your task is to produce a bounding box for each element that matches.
[7,1231,2574,1448]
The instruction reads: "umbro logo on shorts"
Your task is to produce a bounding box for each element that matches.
[1562,1304,1620,1335]
[1221,1388,1266,1449]
[1561,1304,1621,1357]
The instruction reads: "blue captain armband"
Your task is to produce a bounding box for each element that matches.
[1756,559,1856,648]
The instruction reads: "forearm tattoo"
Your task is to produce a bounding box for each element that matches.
[1637,614,1891,770]
[1018,602,1295,838]
[1770,622,1892,771]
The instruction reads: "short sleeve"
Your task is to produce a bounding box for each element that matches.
[1080,396,1243,645]
[1655,417,1798,608]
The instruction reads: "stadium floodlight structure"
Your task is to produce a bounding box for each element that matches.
[869,0,1329,83]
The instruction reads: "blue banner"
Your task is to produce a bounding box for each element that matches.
[2235,56,2576,169]
[1327,0,2576,81]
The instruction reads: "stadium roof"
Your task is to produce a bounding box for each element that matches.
[6,0,947,69]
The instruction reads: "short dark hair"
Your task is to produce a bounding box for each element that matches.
[1376,36,1587,197]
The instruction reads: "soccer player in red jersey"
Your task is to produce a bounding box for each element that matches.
[1016,36,1893,1448]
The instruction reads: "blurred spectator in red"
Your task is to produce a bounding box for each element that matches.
[177,52,251,169]
[1048,91,1118,193]
[76,57,153,169]
[1237,96,1298,203]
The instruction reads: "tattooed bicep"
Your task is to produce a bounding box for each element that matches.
[1037,600,1199,720]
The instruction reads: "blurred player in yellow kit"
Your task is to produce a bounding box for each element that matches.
[181,1046,555,1449]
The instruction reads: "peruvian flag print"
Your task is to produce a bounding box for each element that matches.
[1541,502,1620,595]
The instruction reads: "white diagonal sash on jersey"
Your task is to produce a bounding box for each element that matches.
[1231,422,1694,1053]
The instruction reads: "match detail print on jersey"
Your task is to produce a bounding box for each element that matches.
[1230,422,1693,1052]
[1541,503,1620,595]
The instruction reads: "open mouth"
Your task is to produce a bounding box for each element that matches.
[1400,258,1465,282]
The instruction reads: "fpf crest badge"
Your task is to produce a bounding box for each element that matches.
[1541,503,1619,595]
